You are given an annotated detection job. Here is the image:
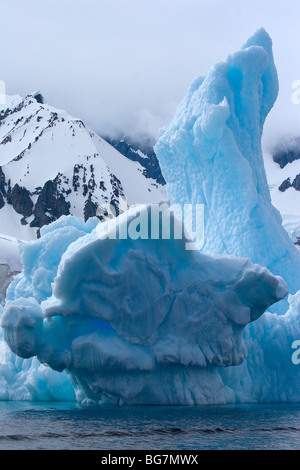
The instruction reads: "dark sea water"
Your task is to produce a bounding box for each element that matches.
[0,402,299,450]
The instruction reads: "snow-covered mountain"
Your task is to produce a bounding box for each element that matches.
[264,135,300,248]
[0,92,166,240]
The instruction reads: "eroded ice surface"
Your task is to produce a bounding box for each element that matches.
[1,208,287,404]
[155,28,300,401]
[155,28,300,304]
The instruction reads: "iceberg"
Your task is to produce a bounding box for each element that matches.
[0,28,299,405]
[0,302,76,401]
[221,291,300,403]
[1,208,286,405]
[0,217,99,401]
[154,28,300,401]
[154,28,300,308]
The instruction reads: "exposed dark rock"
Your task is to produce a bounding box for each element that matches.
[104,135,166,185]
[88,176,96,191]
[6,180,12,204]
[99,181,106,191]
[279,174,300,192]
[13,149,26,162]
[272,137,300,169]
[47,112,59,128]
[110,173,124,198]
[273,149,300,169]
[293,174,300,191]
[0,166,6,197]
[33,92,44,104]
[278,178,292,192]
[72,163,98,195]
[82,167,87,184]
[73,164,82,192]
[0,108,11,123]
[76,120,85,129]
[0,191,4,210]
[30,179,70,228]
[1,134,12,145]
[109,173,125,216]
[10,184,33,217]
[83,184,88,197]
[84,196,97,222]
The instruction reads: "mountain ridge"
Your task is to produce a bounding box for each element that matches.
[0,92,166,240]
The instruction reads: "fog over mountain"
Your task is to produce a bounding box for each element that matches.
[1,0,300,145]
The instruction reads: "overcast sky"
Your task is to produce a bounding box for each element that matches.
[1,0,300,147]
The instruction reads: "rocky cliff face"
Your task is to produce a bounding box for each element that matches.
[272,136,300,195]
[272,136,300,169]
[104,135,166,185]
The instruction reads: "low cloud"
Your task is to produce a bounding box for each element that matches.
[1,0,300,143]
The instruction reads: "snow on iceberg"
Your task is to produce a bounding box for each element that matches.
[154,28,300,305]
[1,207,287,405]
